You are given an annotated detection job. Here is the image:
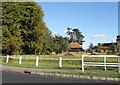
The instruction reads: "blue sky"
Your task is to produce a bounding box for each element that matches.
[37,2,118,49]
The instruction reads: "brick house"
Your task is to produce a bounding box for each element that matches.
[98,43,117,53]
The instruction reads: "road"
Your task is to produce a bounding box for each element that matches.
[2,71,118,83]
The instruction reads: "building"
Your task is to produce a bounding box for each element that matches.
[98,43,117,53]
[116,35,120,53]
[68,42,84,52]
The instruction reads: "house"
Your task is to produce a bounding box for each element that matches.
[116,35,120,53]
[98,43,117,53]
[68,42,84,52]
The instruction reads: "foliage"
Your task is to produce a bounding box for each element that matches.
[2,2,49,55]
[2,2,74,55]
[66,28,85,45]
[41,32,69,54]
[87,43,94,53]
[51,34,69,54]
[93,45,100,53]
[109,42,117,54]
[0,30,2,54]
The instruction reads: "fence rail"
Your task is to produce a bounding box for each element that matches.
[1,55,120,73]
[82,55,119,73]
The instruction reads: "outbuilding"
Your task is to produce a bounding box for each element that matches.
[68,42,84,52]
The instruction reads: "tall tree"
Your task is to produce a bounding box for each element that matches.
[50,34,69,54]
[73,29,85,45]
[2,2,49,55]
[0,30,2,54]
[88,43,94,53]
[61,37,69,53]
[66,28,85,45]
[2,2,23,55]
[66,28,74,42]
[42,31,54,54]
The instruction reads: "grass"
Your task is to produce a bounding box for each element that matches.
[2,53,82,59]
[2,58,118,69]
[0,54,119,78]
[0,57,2,65]
[2,58,59,69]
[1,54,118,70]
[44,71,120,78]
[84,57,118,63]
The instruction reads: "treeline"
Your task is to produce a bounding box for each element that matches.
[2,2,69,55]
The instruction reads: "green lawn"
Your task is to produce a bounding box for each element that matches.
[0,54,119,78]
[84,57,118,63]
[1,54,118,70]
[2,53,82,59]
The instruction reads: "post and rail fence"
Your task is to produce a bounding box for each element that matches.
[2,54,120,73]
[81,55,119,73]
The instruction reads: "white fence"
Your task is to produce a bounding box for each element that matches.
[82,55,119,73]
[4,55,120,73]
[5,55,82,67]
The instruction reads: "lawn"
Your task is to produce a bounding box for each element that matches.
[0,54,119,78]
[3,53,82,59]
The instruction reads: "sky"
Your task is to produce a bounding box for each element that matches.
[37,2,118,49]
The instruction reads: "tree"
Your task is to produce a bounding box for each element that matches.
[2,2,23,55]
[42,31,53,54]
[97,43,101,53]
[66,28,74,42]
[88,43,94,53]
[40,32,69,54]
[46,34,69,54]
[2,2,49,55]
[109,43,117,54]
[93,43,101,53]
[61,37,69,53]
[66,28,85,45]
[0,6,1,55]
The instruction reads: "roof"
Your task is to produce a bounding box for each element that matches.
[69,42,82,49]
[99,43,117,47]
[99,46,109,49]
[98,43,117,49]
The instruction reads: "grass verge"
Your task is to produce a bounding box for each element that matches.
[1,57,119,78]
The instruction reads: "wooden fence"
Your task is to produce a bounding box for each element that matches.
[82,55,119,73]
[3,55,120,73]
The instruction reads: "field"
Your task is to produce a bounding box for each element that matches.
[0,53,120,78]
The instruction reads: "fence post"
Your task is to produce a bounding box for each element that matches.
[118,54,120,73]
[59,57,62,68]
[82,55,84,72]
[6,55,9,63]
[104,56,106,71]
[36,56,39,67]
[19,56,22,64]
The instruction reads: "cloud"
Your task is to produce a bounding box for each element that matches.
[64,30,68,34]
[91,34,105,39]
[112,39,116,42]
[51,33,58,37]
[64,35,70,38]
